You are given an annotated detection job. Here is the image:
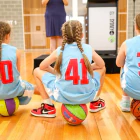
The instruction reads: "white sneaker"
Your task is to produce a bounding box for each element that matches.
[120,100,130,112]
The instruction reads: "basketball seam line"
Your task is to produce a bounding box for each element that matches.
[80,104,87,116]
[64,104,84,121]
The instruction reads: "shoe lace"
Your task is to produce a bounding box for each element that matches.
[91,98,105,103]
[98,98,105,103]
[37,103,45,110]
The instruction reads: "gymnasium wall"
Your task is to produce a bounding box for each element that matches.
[118,0,127,48]
[23,0,48,49]
[128,0,140,38]
[1,0,139,50]
[111,0,140,48]
[0,0,24,49]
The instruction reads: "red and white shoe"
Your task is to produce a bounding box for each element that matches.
[31,103,56,117]
[89,98,105,112]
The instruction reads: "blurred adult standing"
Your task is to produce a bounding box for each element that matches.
[42,0,68,53]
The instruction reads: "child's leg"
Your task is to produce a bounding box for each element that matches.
[33,68,50,99]
[89,66,106,112]
[120,91,130,112]
[34,86,40,95]
[31,67,56,118]
[120,68,130,112]
[94,66,106,99]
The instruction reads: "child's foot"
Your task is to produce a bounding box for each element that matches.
[18,96,32,105]
[89,98,105,112]
[120,100,130,112]
[31,103,56,117]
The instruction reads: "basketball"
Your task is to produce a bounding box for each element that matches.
[0,97,19,116]
[130,99,140,120]
[61,104,88,125]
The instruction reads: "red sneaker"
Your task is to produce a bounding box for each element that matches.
[31,103,56,117]
[89,98,105,112]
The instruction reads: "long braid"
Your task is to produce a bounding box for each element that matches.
[75,21,93,77]
[0,21,11,61]
[54,23,67,76]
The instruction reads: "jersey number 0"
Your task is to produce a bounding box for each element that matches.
[0,61,14,84]
[65,59,89,85]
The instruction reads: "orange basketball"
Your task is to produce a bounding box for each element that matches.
[130,99,140,120]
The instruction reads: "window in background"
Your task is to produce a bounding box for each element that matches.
[23,0,49,49]
[83,0,87,4]
[23,0,87,49]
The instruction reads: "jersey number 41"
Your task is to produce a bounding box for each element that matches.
[65,59,89,85]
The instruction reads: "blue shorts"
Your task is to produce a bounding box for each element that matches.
[42,71,100,104]
[0,80,34,100]
[120,68,140,99]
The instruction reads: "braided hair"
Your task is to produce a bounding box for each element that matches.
[0,21,11,61]
[54,20,93,77]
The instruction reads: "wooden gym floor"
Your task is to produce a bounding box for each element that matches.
[0,51,140,140]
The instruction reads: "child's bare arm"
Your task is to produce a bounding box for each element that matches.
[91,48,105,70]
[39,50,57,74]
[116,42,126,67]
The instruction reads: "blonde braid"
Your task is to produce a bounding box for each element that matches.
[54,23,67,76]
[75,21,93,77]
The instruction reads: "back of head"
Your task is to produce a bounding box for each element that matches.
[135,13,140,33]
[54,20,93,77]
[61,20,83,45]
[136,14,140,28]
[0,21,11,61]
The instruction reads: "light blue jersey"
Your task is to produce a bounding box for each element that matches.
[0,44,34,100]
[42,43,100,104]
[121,36,140,99]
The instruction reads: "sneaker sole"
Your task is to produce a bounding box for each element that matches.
[89,106,106,113]
[121,108,130,112]
[120,103,130,112]
[30,111,56,118]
